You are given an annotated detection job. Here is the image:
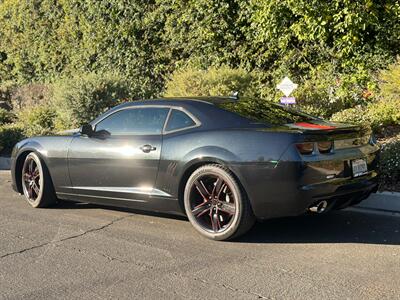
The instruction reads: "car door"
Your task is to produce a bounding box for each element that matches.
[66,106,170,202]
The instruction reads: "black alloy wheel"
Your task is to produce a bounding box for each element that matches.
[184,164,255,240]
[21,152,56,208]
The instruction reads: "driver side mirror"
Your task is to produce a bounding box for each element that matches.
[79,123,94,136]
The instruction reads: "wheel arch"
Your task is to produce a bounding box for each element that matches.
[14,148,52,194]
[14,150,33,193]
[177,156,250,214]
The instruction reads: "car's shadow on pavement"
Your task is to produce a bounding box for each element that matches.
[54,201,400,245]
[238,210,400,245]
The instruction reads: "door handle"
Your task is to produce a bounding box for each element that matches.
[140,144,156,153]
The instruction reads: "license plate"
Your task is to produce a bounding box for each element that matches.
[351,159,368,177]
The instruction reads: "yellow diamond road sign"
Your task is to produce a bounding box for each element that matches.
[277,76,298,97]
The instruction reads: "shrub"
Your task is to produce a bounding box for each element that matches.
[330,106,368,126]
[17,105,57,137]
[11,83,53,110]
[331,100,400,132]
[379,59,400,101]
[367,100,400,130]
[0,108,15,125]
[0,81,53,112]
[369,60,400,130]
[379,136,400,191]
[294,63,375,118]
[0,123,25,153]
[52,72,133,130]
[0,81,16,110]
[1,0,399,97]
[164,66,263,98]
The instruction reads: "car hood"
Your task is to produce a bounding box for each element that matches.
[57,128,79,136]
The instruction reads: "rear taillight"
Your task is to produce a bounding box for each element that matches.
[296,142,314,155]
[296,141,334,155]
[317,141,333,153]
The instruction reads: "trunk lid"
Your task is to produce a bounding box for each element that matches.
[258,120,371,147]
[284,120,369,138]
[279,120,372,149]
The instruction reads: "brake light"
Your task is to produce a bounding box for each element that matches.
[317,141,333,153]
[296,142,314,155]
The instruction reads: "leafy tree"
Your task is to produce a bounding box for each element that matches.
[0,0,168,97]
[52,72,132,129]
[248,0,400,74]
[331,59,400,130]
[17,105,57,136]
[0,0,399,106]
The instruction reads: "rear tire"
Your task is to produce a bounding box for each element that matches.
[184,164,255,241]
[21,152,57,208]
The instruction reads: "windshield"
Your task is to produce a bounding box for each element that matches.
[217,98,317,126]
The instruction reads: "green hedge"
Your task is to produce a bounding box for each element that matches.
[293,63,374,118]
[0,108,15,125]
[17,105,57,137]
[331,61,400,131]
[0,81,16,109]
[52,72,133,130]
[1,0,400,102]
[164,66,264,98]
[0,124,25,153]
[379,136,400,191]
[331,100,400,131]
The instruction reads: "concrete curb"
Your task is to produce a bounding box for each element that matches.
[355,192,400,213]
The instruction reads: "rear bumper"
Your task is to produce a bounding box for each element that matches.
[253,171,378,220]
[241,143,380,220]
[299,171,378,211]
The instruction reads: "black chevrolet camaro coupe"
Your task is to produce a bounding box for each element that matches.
[11,97,380,240]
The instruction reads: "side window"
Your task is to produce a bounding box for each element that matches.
[165,109,196,132]
[95,107,169,135]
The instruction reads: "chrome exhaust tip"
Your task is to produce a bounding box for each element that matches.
[309,200,328,213]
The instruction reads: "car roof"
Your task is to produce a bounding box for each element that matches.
[91,96,259,129]
[116,96,237,108]
[91,96,319,131]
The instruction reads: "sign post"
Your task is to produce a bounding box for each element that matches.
[277,76,298,105]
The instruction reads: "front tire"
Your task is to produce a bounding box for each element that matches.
[21,152,57,208]
[184,164,255,241]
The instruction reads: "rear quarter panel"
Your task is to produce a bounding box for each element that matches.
[156,128,299,213]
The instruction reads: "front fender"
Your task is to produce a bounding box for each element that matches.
[11,139,50,193]
[11,136,73,194]
[13,139,51,164]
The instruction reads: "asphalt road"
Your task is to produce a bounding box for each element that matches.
[1,171,399,300]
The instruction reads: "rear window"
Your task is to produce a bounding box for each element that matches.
[217,99,316,126]
[165,109,196,132]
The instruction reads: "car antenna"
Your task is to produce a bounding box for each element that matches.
[230,91,239,101]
